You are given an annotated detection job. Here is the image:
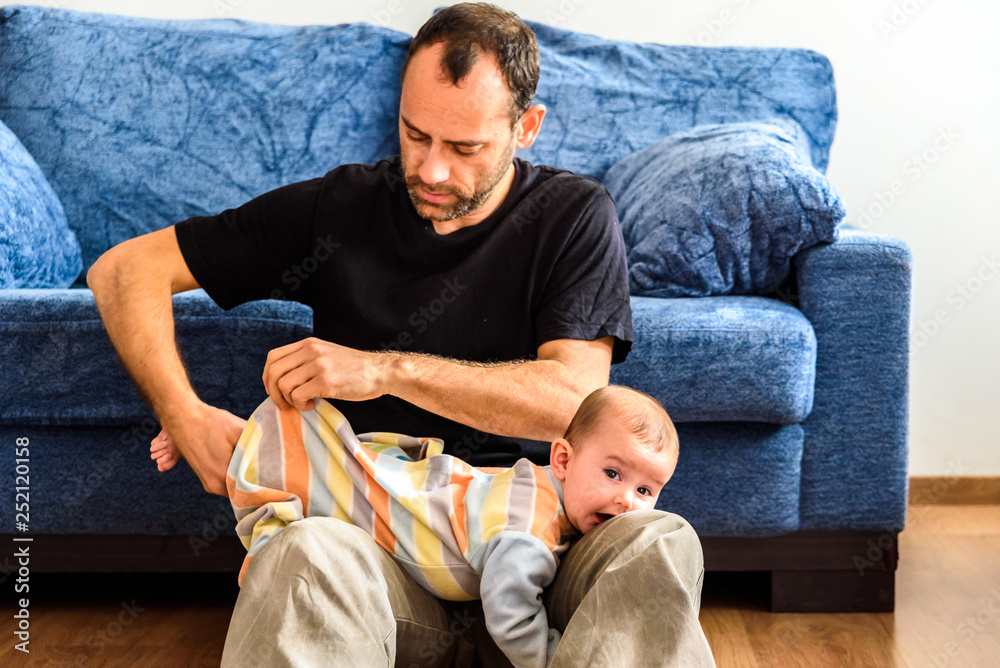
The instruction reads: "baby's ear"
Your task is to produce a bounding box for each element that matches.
[549,438,572,479]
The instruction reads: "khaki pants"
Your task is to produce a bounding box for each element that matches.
[221,509,716,667]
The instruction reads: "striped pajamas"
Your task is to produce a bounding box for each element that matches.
[227,397,579,667]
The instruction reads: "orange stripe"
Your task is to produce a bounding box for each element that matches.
[449,463,474,555]
[530,467,560,550]
[278,407,311,515]
[367,469,397,553]
[353,449,396,553]
[228,469,301,508]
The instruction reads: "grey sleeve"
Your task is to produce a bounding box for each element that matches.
[470,532,561,668]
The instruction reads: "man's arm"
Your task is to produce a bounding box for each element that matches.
[87,226,245,495]
[261,336,613,441]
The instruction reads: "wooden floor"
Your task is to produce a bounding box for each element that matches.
[2,504,998,667]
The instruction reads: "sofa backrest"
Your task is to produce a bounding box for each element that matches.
[0,5,836,277]
[0,5,410,275]
[521,20,837,182]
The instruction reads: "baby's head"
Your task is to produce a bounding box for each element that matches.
[550,385,678,534]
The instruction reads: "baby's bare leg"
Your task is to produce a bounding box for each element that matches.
[150,429,182,472]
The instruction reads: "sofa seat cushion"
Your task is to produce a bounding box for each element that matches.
[0,289,312,424]
[659,422,802,536]
[611,295,816,424]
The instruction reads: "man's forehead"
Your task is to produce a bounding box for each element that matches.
[400,43,510,126]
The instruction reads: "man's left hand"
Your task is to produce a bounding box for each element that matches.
[262,337,390,411]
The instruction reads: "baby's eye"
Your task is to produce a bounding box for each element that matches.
[604,469,620,480]
[638,486,653,497]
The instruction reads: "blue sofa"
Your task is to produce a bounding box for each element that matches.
[0,5,911,612]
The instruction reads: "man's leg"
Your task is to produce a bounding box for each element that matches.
[544,509,716,668]
[221,516,473,668]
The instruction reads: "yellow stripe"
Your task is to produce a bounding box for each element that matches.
[316,404,356,523]
[479,468,515,544]
[241,418,263,486]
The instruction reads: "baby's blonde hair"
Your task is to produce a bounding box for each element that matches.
[563,385,678,457]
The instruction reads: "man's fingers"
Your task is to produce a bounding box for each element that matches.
[271,357,317,410]
[262,339,308,406]
[287,380,322,412]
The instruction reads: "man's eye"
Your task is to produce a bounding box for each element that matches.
[407,134,427,143]
[604,469,620,480]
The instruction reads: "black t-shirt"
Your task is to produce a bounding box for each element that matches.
[175,156,633,465]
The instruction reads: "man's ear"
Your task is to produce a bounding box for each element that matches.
[550,437,572,480]
[515,103,546,149]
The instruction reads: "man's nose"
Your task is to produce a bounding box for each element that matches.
[418,143,450,186]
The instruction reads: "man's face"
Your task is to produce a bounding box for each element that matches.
[399,42,519,224]
[553,417,677,534]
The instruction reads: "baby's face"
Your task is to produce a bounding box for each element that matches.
[551,418,677,534]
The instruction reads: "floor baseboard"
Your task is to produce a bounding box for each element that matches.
[909,475,1000,505]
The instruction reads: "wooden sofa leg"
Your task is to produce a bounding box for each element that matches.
[771,568,895,612]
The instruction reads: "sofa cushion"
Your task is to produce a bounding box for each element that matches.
[520,20,838,181]
[0,289,312,424]
[611,295,816,424]
[0,423,235,534]
[605,120,844,298]
[660,422,802,536]
[0,119,82,288]
[0,5,410,275]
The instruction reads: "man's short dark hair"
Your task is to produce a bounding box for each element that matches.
[402,2,540,127]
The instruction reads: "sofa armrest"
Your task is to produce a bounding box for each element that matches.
[792,226,912,531]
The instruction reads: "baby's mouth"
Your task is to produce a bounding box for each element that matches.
[594,512,615,524]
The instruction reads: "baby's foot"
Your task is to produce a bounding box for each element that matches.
[150,429,183,472]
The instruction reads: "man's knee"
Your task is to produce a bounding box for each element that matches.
[253,517,381,576]
[585,509,701,556]
[555,509,704,594]
[612,509,703,573]
[605,508,695,534]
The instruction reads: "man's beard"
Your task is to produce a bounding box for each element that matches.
[404,137,516,222]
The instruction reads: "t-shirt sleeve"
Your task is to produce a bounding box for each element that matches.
[174,177,323,310]
[534,185,634,364]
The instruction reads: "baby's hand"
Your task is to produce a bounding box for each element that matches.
[150,429,183,472]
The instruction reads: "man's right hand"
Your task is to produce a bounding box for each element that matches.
[161,402,247,496]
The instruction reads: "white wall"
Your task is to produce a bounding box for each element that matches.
[21,0,1000,475]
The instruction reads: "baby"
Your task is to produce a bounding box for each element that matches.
[152,385,678,668]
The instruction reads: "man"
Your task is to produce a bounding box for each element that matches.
[88,3,715,666]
